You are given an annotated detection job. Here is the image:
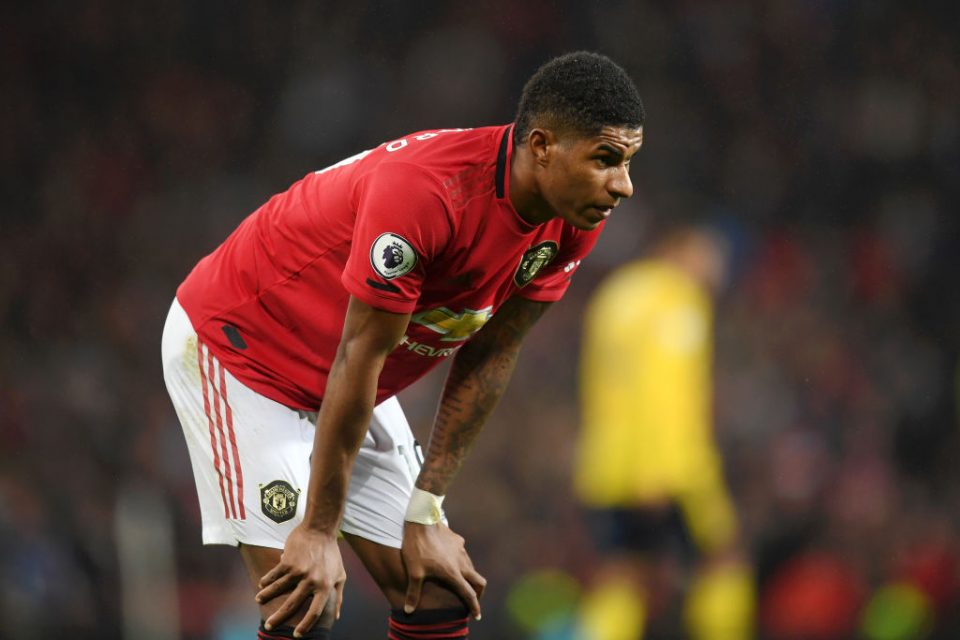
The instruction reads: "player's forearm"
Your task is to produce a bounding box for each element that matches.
[303,297,411,532]
[417,296,550,495]
[416,339,520,495]
[302,349,382,533]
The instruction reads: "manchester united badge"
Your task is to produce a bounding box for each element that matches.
[260,480,300,524]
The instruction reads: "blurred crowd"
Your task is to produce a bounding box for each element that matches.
[2,1,958,638]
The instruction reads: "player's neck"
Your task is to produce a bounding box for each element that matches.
[508,145,553,227]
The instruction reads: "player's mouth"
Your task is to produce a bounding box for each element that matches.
[586,205,615,223]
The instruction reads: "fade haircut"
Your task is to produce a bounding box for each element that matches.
[514,51,645,144]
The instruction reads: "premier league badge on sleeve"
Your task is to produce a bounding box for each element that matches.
[371,232,418,280]
[260,480,300,524]
[514,240,559,287]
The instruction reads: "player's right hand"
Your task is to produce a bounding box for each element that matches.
[401,521,486,620]
[256,524,346,636]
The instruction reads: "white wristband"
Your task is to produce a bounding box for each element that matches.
[404,488,445,525]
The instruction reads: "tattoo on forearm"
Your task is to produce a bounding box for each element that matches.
[418,298,549,494]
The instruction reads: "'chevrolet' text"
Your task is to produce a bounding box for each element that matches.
[398,335,461,358]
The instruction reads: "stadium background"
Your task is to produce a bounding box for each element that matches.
[2,1,958,637]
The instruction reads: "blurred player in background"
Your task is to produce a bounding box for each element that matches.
[161,52,645,639]
[574,225,755,639]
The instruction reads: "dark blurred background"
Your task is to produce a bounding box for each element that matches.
[2,1,959,638]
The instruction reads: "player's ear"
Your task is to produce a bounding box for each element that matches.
[527,128,555,167]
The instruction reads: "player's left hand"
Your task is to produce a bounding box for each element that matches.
[401,521,486,620]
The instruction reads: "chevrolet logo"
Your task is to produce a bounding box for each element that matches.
[411,306,493,341]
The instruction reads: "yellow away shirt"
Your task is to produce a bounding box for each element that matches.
[575,260,724,507]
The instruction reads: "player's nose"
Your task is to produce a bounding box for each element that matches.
[608,166,633,200]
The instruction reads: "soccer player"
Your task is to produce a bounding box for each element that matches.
[161,51,644,639]
[574,226,755,639]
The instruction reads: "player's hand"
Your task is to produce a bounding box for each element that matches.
[401,521,486,620]
[256,524,346,636]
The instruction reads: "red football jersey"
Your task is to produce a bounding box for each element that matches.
[177,125,602,410]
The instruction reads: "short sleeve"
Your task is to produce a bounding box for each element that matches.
[519,222,604,302]
[342,163,451,313]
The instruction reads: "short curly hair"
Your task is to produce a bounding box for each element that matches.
[514,51,645,144]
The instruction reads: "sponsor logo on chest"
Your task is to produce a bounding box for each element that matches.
[399,306,492,358]
[398,335,461,358]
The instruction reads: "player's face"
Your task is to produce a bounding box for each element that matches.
[540,125,644,230]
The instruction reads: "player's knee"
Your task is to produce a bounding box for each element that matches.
[257,588,337,635]
[376,578,467,612]
[314,595,338,631]
[389,606,471,639]
[418,581,470,610]
[258,620,331,639]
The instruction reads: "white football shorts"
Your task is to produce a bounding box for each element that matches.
[161,298,438,549]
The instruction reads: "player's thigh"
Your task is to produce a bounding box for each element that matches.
[340,396,447,548]
[339,397,460,609]
[343,532,464,610]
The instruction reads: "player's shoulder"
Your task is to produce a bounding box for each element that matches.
[376,125,501,166]
[375,125,507,197]
[311,125,508,208]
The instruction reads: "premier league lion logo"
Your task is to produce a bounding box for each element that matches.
[370,232,418,279]
[383,242,405,269]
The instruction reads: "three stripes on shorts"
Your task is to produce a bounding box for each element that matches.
[197,341,246,520]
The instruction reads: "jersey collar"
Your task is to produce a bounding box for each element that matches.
[495,124,513,199]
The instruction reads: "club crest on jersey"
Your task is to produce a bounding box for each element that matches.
[260,480,300,524]
[514,241,559,287]
[371,232,417,280]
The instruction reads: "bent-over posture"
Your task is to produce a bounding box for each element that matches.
[162,51,645,638]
